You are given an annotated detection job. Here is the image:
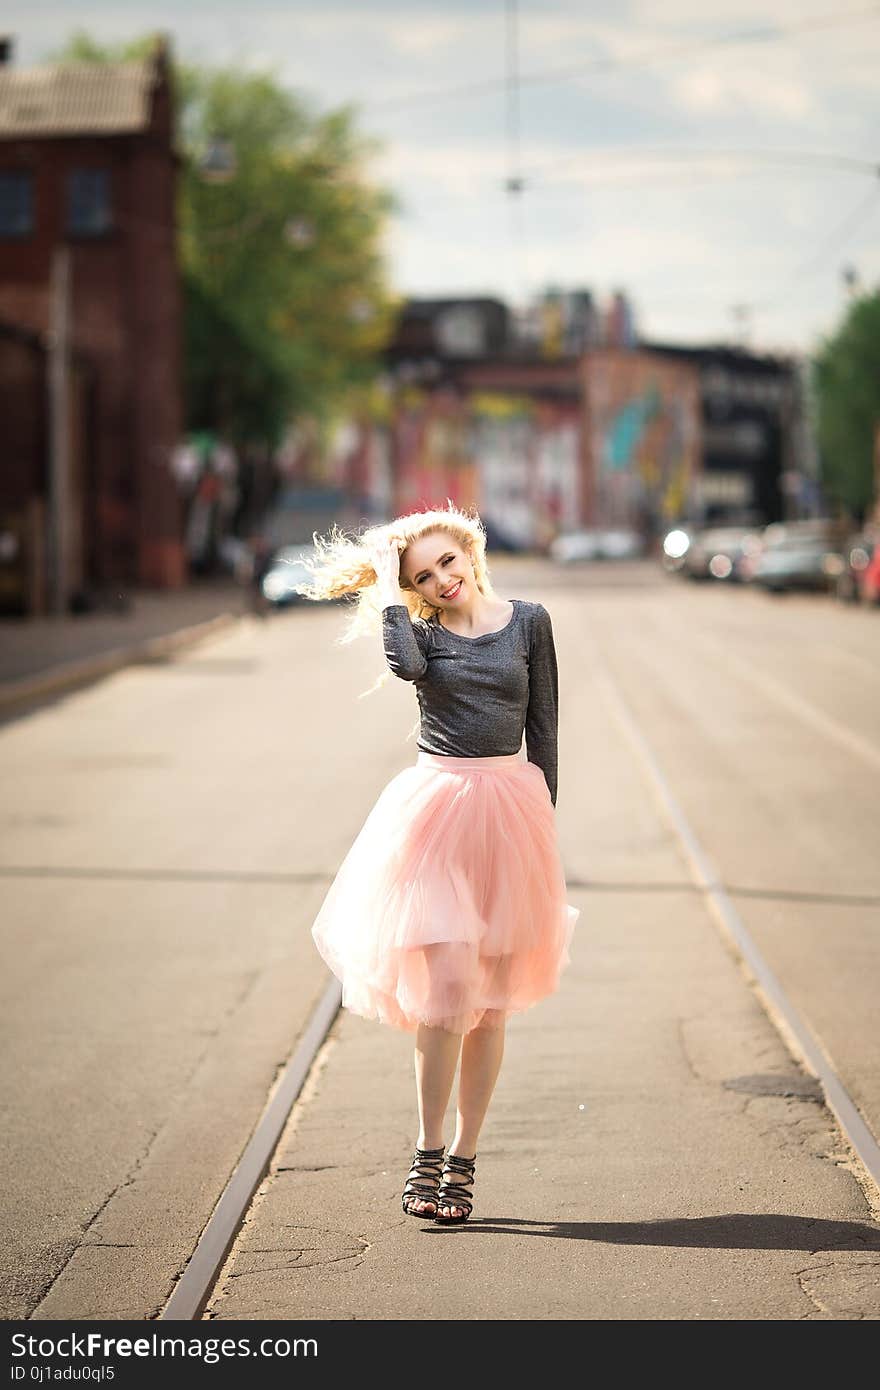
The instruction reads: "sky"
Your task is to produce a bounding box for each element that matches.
[10,1,880,358]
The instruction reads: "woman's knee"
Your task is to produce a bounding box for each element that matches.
[470,1008,506,1034]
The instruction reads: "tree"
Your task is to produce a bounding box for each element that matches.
[53,31,399,447]
[813,289,880,521]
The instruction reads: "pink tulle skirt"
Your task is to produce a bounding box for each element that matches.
[310,751,579,1035]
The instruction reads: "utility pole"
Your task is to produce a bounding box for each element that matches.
[505,0,522,196]
[48,246,71,616]
[504,0,527,310]
[730,302,753,348]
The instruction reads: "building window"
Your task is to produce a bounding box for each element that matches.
[67,169,112,237]
[0,171,33,238]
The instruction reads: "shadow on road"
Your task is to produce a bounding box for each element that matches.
[421,1215,880,1249]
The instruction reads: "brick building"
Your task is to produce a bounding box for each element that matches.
[382,298,703,548]
[0,318,92,614]
[0,35,185,611]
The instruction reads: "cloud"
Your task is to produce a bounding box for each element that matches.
[9,0,880,353]
[672,64,812,120]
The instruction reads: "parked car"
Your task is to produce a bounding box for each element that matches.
[736,518,838,584]
[834,532,878,604]
[746,535,845,594]
[760,519,836,545]
[660,526,692,573]
[681,526,761,582]
[259,544,323,608]
[550,528,643,563]
[862,540,880,604]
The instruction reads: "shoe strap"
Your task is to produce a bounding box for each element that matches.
[443,1153,476,1175]
[436,1178,473,1214]
[437,1153,475,1212]
[405,1149,445,1188]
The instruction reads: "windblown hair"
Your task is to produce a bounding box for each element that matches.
[297,499,499,707]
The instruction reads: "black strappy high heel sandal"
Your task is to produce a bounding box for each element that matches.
[434,1152,476,1224]
[401,1145,446,1219]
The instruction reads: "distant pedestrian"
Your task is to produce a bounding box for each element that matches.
[300,502,578,1223]
[247,535,275,617]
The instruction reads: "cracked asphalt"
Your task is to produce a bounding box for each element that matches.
[2,559,879,1320]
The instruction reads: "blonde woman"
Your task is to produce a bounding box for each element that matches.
[300,502,578,1223]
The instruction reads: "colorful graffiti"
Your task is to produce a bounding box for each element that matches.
[583,351,701,532]
[300,349,698,548]
[392,391,479,516]
[470,394,580,548]
[388,386,582,548]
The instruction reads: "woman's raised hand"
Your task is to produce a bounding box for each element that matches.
[368,535,405,592]
[368,535,408,608]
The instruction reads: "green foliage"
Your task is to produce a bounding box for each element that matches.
[179,70,399,442]
[52,31,399,446]
[50,31,158,63]
[813,290,880,520]
[183,273,291,446]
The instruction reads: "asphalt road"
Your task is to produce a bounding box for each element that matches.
[569,562,880,1136]
[1,558,878,1320]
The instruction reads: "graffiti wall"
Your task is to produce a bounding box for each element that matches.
[582,350,701,534]
[469,393,581,548]
[388,388,582,548]
[294,351,698,548]
[392,390,479,517]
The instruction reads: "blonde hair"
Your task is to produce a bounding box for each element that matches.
[297,499,499,711]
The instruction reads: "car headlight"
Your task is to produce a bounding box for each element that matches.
[663,529,690,559]
[262,572,292,601]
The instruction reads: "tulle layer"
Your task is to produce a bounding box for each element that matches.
[310,751,579,1035]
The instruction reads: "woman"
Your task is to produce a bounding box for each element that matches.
[300,502,578,1223]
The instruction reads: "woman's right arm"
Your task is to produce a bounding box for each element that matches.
[370,538,429,682]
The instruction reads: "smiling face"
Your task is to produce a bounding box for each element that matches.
[400,530,474,609]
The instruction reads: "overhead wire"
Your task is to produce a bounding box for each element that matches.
[527,146,880,186]
[505,0,527,305]
[362,4,880,114]
[372,3,880,337]
[751,180,880,314]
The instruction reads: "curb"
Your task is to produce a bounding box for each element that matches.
[0,611,243,714]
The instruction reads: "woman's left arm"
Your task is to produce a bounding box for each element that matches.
[524,604,559,807]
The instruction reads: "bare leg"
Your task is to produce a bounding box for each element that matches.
[440,1016,506,1218]
[406,1023,462,1215]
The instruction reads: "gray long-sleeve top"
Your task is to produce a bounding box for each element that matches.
[381,598,559,806]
